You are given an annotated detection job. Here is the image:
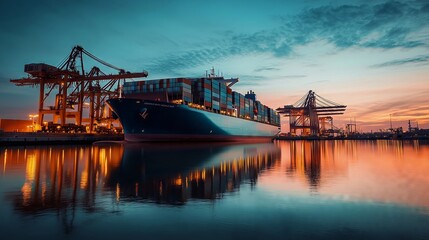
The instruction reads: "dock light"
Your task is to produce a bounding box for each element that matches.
[28,114,39,132]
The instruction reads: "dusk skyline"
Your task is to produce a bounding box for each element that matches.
[1,0,428,132]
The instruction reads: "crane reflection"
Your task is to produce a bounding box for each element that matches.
[1,142,280,216]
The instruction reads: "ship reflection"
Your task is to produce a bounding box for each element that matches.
[108,142,281,204]
[3,142,280,217]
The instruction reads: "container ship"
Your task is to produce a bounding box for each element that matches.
[107,70,280,142]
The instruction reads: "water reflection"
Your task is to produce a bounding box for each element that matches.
[0,142,280,215]
[4,145,120,213]
[108,143,280,204]
[274,140,429,208]
[1,141,429,239]
[289,141,322,189]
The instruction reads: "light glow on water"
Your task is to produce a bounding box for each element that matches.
[260,141,429,209]
[0,141,428,239]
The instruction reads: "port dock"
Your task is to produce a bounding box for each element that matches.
[274,133,429,141]
[0,132,123,146]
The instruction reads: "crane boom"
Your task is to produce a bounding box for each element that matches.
[11,71,148,86]
[9,45,148,132]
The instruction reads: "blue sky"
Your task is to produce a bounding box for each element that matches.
[1,0,428,131]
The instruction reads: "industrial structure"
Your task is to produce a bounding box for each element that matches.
[277,90,346,136]
[10,45,148,132]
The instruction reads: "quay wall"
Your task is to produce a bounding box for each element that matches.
[0,132,124,146]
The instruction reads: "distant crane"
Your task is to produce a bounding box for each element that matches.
[277,90,346,136]
[10,45,148,132]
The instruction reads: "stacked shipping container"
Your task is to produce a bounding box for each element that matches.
[211,80,220,111]
[123,78,192,103]
[227,88,233,114]
[220,82,227,112]
[123,77,280,126]
[192,78,212,108]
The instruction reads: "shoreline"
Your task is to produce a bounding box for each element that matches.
[274,135,429,141]
[0,132,124,146]
[2,132,428,146]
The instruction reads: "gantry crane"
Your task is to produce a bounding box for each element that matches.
[10,45,148,132]
[277,90,346,136]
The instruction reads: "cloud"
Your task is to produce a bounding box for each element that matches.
[148,1,429,74]
[423,3,429,13]
[328,88,429,131]
[282,75,307,79]
[391,104,429,118]
[235,75,267,86]
[234,81,262,87]
[305,80,327,86]
[285,1,428,49]
[359,93,429,121]
[370,55,429,68]
[254,67,281,72]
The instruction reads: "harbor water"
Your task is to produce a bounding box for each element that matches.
[1,140,428,240]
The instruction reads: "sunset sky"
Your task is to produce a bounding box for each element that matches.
[0,0,428,132]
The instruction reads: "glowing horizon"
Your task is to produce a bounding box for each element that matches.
[0,0,428,132]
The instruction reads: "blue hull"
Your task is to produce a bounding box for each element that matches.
[107,98,280,142]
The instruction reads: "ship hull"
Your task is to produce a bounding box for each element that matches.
[107,98,280,142]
